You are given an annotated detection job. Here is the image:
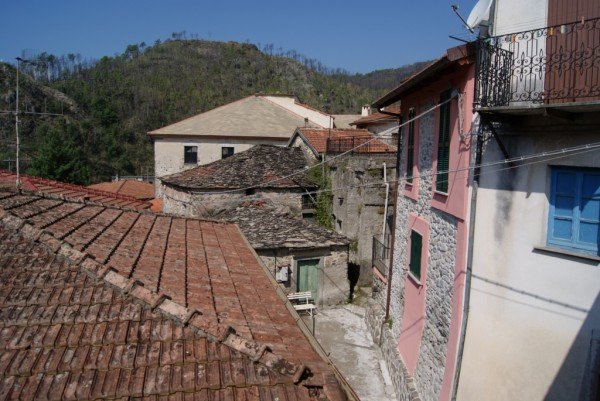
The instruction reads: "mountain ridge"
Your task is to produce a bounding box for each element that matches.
[0,39,430,183]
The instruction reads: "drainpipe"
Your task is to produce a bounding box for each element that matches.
[381,109,402,326]
[451,114,484,400]
[381,163,389,244]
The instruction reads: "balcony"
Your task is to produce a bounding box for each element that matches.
[372,235,391,279]
[475,17,600,110]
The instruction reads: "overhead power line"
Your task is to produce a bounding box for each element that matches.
[181,94,457,196]
[162,141,600,207]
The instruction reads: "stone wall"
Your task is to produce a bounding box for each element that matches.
[368,101,458,401]
[159,180,304,217]
[328,154,396,286]
[365,301,422,401]
[257,246,349,306]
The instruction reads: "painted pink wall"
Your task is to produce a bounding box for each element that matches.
[430,65,475,221]
[398,214,430,373]
[394,62,475,400]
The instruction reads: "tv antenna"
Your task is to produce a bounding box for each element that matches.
[451,5,474,33]
[0,57,66,189]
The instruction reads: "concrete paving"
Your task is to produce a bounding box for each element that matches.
[308,294,396,401]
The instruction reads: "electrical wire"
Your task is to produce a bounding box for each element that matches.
[302,141,600,196]
[177,94,456,196]
[161,141,600,206]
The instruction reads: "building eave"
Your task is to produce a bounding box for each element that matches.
[373,43,475,108]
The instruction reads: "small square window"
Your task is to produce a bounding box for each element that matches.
[222,147,234,159]
[184,146,198,164]
[409,230,423,280]
[548,167,600,255]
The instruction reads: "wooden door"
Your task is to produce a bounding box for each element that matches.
[296,259,319,300]
[546,0,600,103]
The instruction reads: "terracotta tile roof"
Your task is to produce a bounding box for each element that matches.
[216,202,349,250]
[0,170,152,210]
[0,189,352,401]
[350,113,398,127]
[87,180,155,201]
[160,145,317,190]
[293,128,396,155]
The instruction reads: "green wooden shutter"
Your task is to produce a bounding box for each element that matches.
[406,108,416,183]
[409,231,422,280]
[436,90,452,193]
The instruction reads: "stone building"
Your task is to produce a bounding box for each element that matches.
[288,128,397,286]
[157,145,317,217]
[366,44,476,401]
[217,202,351,306]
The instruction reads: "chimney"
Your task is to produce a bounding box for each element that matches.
[361,105,371,116]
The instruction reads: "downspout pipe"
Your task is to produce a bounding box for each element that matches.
[382,111,402,325]
[451,113,484,400]
[381,163,389,244]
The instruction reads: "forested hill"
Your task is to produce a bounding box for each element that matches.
[1,39,431,184]
[334,61,433,92]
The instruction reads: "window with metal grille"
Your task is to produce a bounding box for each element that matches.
[222,147,234,159]
[406,108,416,183]
[409,230,423,280]
[436,90,452,193]
[548,167,600,255]
[184,146,198,164]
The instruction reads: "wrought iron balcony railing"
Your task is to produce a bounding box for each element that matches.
[475,17,600,108]
[372,235,391,278]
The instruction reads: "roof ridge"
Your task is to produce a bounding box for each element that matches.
[0,206,313,385]
[148,95,255,134]
[260,96,328,128]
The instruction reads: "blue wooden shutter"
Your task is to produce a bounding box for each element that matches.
[550,169,577,242]
[579,172,600,249]
[549,168,600,254]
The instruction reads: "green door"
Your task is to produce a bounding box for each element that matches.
[297,259,319,300]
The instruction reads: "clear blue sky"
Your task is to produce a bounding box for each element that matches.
[1,0,479,73]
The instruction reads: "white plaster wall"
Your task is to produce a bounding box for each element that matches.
[457,131,600,401]
[264,96,332,128]
[154,137,285,177]
[491,0,548,36]
[490,0,548,106]
[366,122,398,136]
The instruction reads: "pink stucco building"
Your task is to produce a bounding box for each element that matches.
[366,43,476,401]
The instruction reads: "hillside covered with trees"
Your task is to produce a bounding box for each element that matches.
[1,38,430,184]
